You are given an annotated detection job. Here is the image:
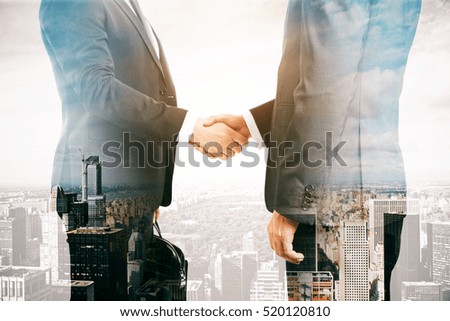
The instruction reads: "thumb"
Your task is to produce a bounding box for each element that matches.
[202,116,216,127]
[203,114,228,127]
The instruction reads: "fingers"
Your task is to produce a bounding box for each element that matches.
[195,145,232,160]
[227,141,243,155]
[222,125,248,146]
[202,114,251,141]
[192,119,246,159]
[267,211,304,264]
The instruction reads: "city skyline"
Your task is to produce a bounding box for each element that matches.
[2,182,450,300]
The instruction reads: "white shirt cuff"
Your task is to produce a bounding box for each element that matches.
[243,110,265,148]
[178,112,197,143]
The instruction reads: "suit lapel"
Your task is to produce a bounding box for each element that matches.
[113,0,166,84]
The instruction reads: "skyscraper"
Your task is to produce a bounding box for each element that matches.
[0,219,13,265]
[82,156,106,228]
[220,251,258,301]
[9,207,27,266]
[67,227,128,300]
[427,222,450,291]
[401,282,442,301]
[241,251,258,300]
[242,232,254,252]
[339,220,369,301]
[389,213,420,300]
[25,211,43,267]
[221,255,242,300]
[44,187,72,284]
[250,260,285,301]
[127,231,146,300]
[369,199,420,255]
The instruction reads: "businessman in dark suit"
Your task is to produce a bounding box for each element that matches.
[206,0,421,300]
[40,0,248,300]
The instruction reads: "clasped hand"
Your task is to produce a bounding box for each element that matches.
[190,114,251,159]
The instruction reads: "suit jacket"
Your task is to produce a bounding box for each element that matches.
[40,0,186,208]
[251,0,421,222]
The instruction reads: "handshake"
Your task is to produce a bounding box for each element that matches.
[189,114,251,160]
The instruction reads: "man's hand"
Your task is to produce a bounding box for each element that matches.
[191,117,248,159]
[267,210,304,264]
[203,114,251,139]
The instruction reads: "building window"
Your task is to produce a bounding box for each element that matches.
[2,280,7,297]
[17,281,23,298]
[10,281,15,297]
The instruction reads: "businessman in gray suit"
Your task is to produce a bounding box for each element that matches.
[206,0,421,300]
[40,0,248,300]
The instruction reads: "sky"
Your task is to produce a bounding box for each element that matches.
[0,0,449,189]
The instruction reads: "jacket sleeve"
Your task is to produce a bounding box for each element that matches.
[40,0,187,142]
[249,100,274,146]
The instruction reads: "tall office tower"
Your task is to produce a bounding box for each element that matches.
[55,190,89,232]
[88,196,106,228]
[187,280,205,301]
[26,212,42,242]
[221,255,242,300]
[220,251,258,301]
[203,274,212,301]
[371,243,384,272]
[427,222,450,291]
[250,260,285,301]
[68,201,89,231]
[339,220,369,301]
[208,243,217,288]
[82,156,106,228]
[9,207,27,266]
[0,255,9,266]
[242,232,254,252]
[50,186,68,216]
[127,231,146,300]
[241,251,258,300]
[0,219,13,265]
[388,213,420,300]
[67,227,128,300]
[128,231,145,260]
[401,282,442,301]
[0,266,52,301]
[25,239,40,267]
[214,253,223,296]
[286,271,333,301]
[24,212,42,267]
[43,187,72,285]
[369,199,420,255]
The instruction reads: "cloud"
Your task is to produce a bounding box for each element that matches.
[329,67,405,125]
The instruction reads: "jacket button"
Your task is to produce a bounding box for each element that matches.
[160,90,166,96]
[302,201,311,211]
